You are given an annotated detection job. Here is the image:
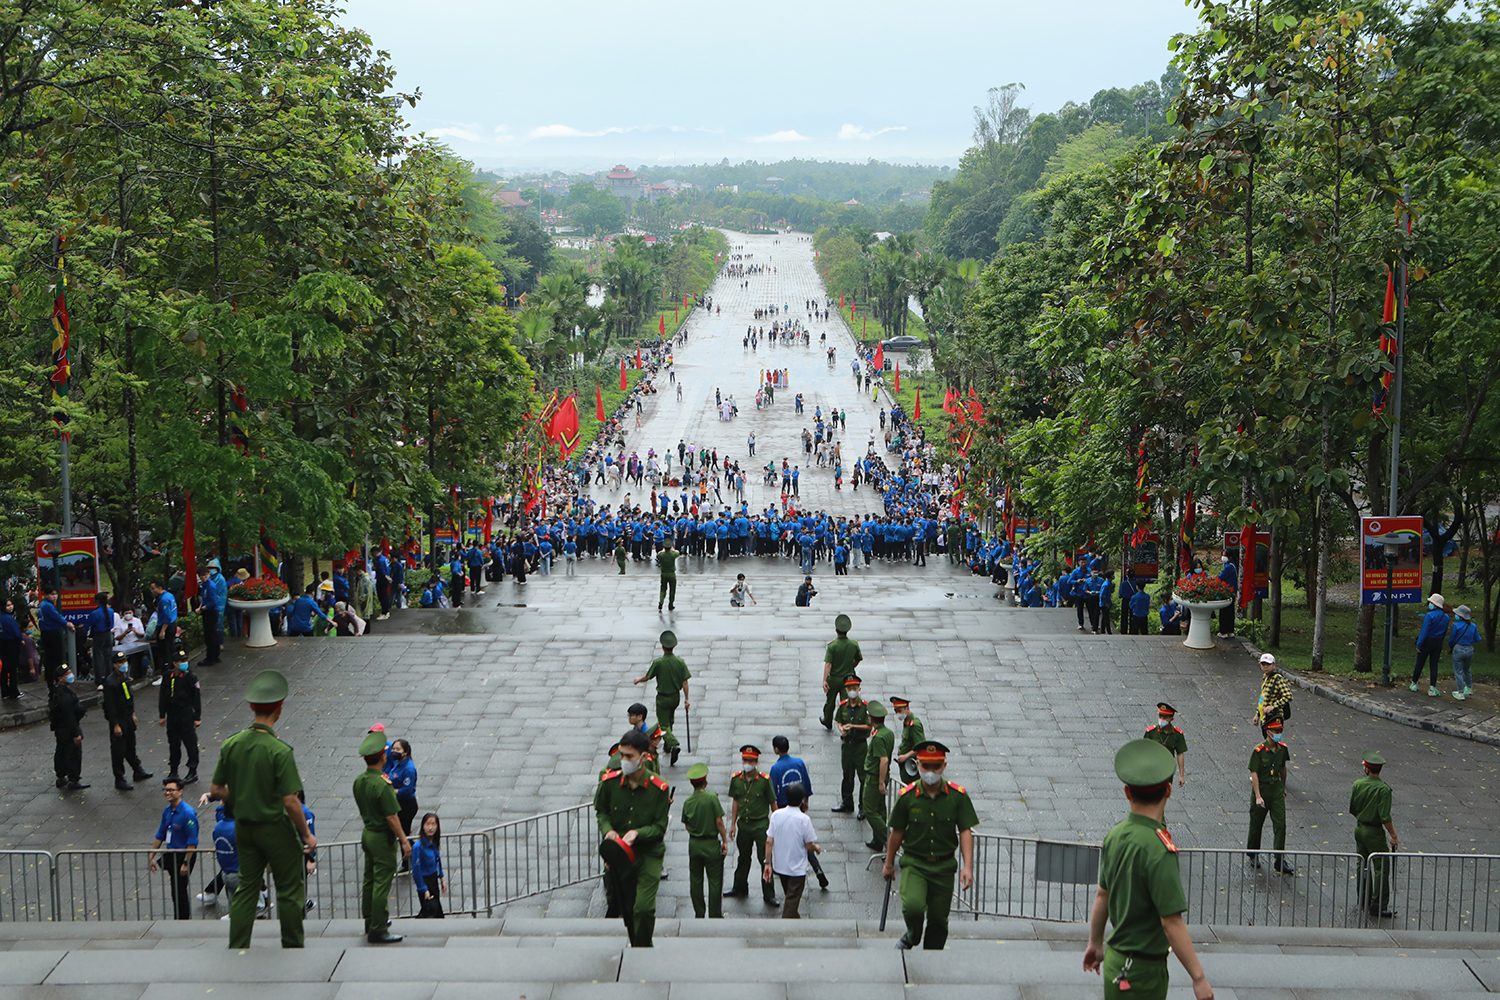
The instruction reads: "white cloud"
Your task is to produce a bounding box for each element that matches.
[750,130,811,143]
[428,126,484,142]
[529,124,626,138]
[838,123,909,140]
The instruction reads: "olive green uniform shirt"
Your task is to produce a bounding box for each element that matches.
[1143,723,1187,757]
[656,549,680,578]
[835,697,870,741]
[1248,741,1290,799]
[864,724,895,775]
[889,779,978,865]
[896,713,926,756]
[680,788,725,839]
[1098,812,1188,955]
[645,655,691,697]
[210,723,303,823]
[353,767,399,834]
[727,770,776,828]
[594,770,673,853]
[823,637,863,683]
[1349,775,1393,826]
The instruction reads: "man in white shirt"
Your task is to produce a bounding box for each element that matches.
[763,783,820,918]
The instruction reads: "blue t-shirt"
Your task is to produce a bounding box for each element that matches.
[768,754,813,808]
[155,801,199,849]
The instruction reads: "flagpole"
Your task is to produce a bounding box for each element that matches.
[52,234,77,673]
[1381,185,1409,688]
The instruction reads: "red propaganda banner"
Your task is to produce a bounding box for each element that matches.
[34,535,99,626]
[1360,516,1423,604]
[1223,529,1269,602]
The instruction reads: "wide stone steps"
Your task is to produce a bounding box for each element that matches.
[2,917,1498,998]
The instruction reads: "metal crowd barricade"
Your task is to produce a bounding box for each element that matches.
[489,803,599,907]
[955,833,1101,922]
[54,848,229,921]
[0,850,54,921]
[1172,848,1367,928]
[1374,852,1500,931]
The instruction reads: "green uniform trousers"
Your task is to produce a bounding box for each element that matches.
[607,846,664,946]
[656,694,681,750]
[861,770,887,845]
[1247,789,1287,853]
[899,856,956,949]
[839,739,867,807]
[733,823,775,900]
[1103,946,1169,1000]
[616,553,627,574]
[658,576,677,607]
[687,837,724,918]
[820,686,845,728]
[1356,825,1391,914]
[360,830,398,937]
[228,817,306,949]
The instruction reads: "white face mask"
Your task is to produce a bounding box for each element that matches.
[920,770,942,786]
[742,763,756,774]
[619,756,642,775]
[1158,717,1171,728]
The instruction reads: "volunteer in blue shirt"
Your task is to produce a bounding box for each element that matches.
[87,592,115,681]
[149,776,200,919]
[1449,605,1482,701]
[1129,586,1152,635]
[0,598,24,700]
[1411,592,1451,697]
[149,579,178,669]
[38,585,73,688]
[768,734,827,890]
[287,585,331,637]
[1159,596,1183,636]
[1098,571,1116,635]
[1217,553,1239,638]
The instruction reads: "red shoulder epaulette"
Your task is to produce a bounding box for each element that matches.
[1157,828,1178,853]
[948,782,967,794]
[900,781,918,795]
[1255,742,1267,752]
[649,775,670,791]
[602,769,621,781]
[1171,725,1182,734]
[1144,727,1156,736]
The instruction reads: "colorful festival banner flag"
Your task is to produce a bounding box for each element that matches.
[596,383,606,422]
[49,240,72,438]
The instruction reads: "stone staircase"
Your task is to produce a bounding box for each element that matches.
[4,916,1499,999]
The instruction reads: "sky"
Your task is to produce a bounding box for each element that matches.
[334,0,1203,175]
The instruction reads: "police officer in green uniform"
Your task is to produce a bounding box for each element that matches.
[723,744,780,906]
[634,631,690,766]
[1351,750,1398,918]
[883,740,977,950]
[680,761,728,918]
[861,702,894,851]
[820,614,863,729]
[891,696,925,782]
[1246,714,1293,874]
[615,539,628,574]
[656,542,680,611]
[1084,739,1214,1000]
[594,728,673,946]
[207,670,317,949]
[354,731,411,943]
[830,674,870,815]
[1142,702,1187,786]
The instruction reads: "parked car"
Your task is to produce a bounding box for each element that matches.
[880,336,922,351]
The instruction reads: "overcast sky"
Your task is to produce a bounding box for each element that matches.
[335,0,1202,174]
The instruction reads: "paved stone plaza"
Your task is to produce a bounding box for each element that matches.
[5,233,1500,928]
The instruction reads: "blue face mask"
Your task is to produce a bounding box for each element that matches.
[1271,733,1285,743]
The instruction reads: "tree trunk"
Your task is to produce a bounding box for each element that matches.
[1269,521,1283,648]
[1459,505,1471,589]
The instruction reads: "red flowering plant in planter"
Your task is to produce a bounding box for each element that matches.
[1174,575,1235,603]
[228,577,290,601]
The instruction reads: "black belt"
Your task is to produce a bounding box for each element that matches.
[1358,820,1385,827]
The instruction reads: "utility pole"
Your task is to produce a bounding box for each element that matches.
[1380,186,1410,688]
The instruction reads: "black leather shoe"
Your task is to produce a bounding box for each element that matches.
[896,934,913,950]
[819,719,832,730]
[67,781,90,790]
[830,803,853,813]
[1246,853,1261,869]
[115,779,134,791]
[864,840,884,851]
[764,897,780,907]
[56,777,67,789]
[1274,861,1296,876]
[722,888,747,898]
[133,770,154,781]
[670,746,681,766]
[855,810,865,821]
[605,906,620,919]
[817,873,830,890]
[183,772,198,784]
[1377,909,1398,918]
[367,931,403,944]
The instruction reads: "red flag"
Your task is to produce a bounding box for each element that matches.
[182,491,198,600]
[483,499,494,545]
[1374,271,1400,414]
[596,383,606,422]
[636,343,643,368]
[873,343,883,370]
[914,388,921,420]
[380,537,391,557]
[1383,271,1396,324]
[894,362,900,392]
[658,315,665,337]
[552,393,582,459]
[943,387,956,414]
[620,358,627,390]
[839,293,844,308]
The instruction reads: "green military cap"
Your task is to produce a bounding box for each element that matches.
[358,731,387,756]
[660,630,677,648]
[1114,738,1176,786]
[1363,750,1386,766]
[245,669,288,703]
[867,702,888,718]
[686,762,709,780]
[835,614,852,632]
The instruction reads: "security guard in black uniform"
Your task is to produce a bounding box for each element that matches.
[158,648,202,783]
[102,650,152,790]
